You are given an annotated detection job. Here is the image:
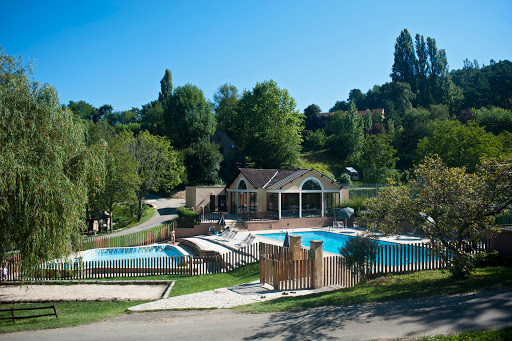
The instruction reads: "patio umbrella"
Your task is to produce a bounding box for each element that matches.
[338,207,355,228]
[283,231,290,248]
[217,213,226,227]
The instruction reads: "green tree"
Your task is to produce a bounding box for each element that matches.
[213,83,239,136]
[164,84,216,149]
[391,29,417,92]
[303,104,325,131]
[329,100,348,113]
[325,102,364,162]
[360,134,398,183]
[131,131,184,220]
[0,48,92,271]
[339,236,379,282]
[364,155,512,279]
[141,101,165,136]
[67,100,98,121]
[236,80,303,168]
[182,141,223,185]
[102,132,140,224]
[416,120,503,172]
[158,69,173,106]
[474,106,512,135]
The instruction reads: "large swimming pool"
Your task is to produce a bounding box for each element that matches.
[262,231,434,266]
[82,245,184,262]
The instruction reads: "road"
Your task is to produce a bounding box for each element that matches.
[108,194,185,237]
[2,288,511,341]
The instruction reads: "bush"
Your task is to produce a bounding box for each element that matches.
[472,250,505,267]
[339,236,379,282]
[177,206,200,224]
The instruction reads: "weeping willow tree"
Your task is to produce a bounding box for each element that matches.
[0,48,93,277]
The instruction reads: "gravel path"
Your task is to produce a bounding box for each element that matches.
[0,284,168,302]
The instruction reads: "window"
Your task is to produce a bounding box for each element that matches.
[302,179,322,190]
[238,180,247,190]
[281,193,299,218]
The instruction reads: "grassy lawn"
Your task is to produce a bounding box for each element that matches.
[111,204,154,231]
[0,301,148,334]
[416,328,512,340]
[299,149,344,178]
[233,265,512,313]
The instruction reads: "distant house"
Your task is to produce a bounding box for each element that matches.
[211,130,245,182]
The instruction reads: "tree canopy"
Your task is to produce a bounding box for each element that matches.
[235,80,303,168]
[164,83,216,149]
[0,48,92,271]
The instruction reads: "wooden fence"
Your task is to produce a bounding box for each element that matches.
[2,243,259,282]
[79,222,175,251]
[260,239,491,291]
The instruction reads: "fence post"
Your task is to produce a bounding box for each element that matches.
[310,240,323,289]
[289,236,302,261]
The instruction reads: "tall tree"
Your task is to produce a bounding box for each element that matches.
[213,83,239,136]
[359,134,398,183]
[164,84,216,149]
[325,102,364,162]
[141,101,165,136]
[329,100,348,113]
[0,48,92,271]
[391,29,417,92]
[236,80,303,168]
[303,104,325,131]
[131,131,184,220]
[182,141,223,185]
[67,100,98,121]
[158,69,173,106]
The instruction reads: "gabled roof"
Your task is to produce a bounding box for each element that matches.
[230,168,342,189]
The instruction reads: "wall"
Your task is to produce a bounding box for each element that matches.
[175,222,222,238]
[185,186,226,209]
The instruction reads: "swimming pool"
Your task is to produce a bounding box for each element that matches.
[262,231,434,266]
[82,245,184,262]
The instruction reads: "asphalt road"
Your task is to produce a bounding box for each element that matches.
[2,288,511,341]
[108,195,185,237]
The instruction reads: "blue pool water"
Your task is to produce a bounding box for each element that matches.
[262,231,434,266]
[82,245,184,262]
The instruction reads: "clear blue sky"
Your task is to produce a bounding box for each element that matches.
[2,0,511,113]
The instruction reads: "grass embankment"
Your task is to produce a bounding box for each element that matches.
[299,149,344,177]
[112,203,154,231]
[233,265,512,313]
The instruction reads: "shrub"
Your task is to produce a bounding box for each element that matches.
[177,206,200,224]
[339,236,379,282]
[472,250,505,267]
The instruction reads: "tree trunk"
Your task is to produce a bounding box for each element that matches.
[137,195,143,221]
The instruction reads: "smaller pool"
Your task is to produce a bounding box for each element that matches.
[82,245,184,262]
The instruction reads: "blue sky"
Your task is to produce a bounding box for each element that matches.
[2,0,511,113]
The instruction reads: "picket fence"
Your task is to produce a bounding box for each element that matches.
[260,239,491,291]
[2,243,259,282]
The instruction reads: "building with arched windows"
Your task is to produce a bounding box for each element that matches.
[225,168,348,229]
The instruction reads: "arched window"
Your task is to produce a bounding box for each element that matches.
[301,179,321,190]
[238,179,247,190]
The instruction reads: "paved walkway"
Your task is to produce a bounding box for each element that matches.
[129,281,342,310]
[109,195,185,237]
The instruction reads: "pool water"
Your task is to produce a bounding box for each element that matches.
[262,231,434,266]
[82,245,183,262]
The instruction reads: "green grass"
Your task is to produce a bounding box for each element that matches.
[300,149,344,178]
[415,328,512,340]
[111,204,154,231]
[0,301,148,334]
[233,265,512,313]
